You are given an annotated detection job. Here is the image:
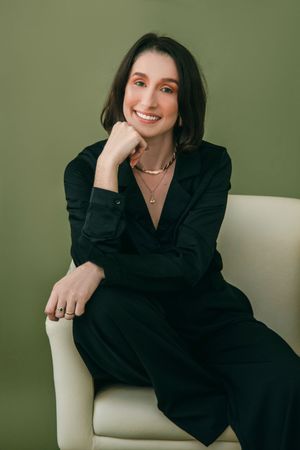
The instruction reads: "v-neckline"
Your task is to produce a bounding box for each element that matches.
[131,159,178,234]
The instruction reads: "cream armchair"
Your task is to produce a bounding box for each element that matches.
[46,195,300,450]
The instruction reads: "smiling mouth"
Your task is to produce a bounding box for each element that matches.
[134,110,161,121]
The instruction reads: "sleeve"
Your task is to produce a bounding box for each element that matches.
[64,149,232,293]
[64,157,126,265]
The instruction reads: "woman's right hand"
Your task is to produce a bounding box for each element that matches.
[44,261,104,321]
[100,121,148,168]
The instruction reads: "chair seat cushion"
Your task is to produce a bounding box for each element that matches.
[93,384,238,442]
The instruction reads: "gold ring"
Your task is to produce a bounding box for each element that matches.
[65,312,75,315]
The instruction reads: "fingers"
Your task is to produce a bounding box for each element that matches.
[64,311,75,320]
[44,287,60,321]
[125,121,148,152]
[129,138,148,168]
[44,284,76,321]
[107,121,149,166]
[55,303,67,319]
[130,156,140,168]
[46,313,59,322]
[64,297,76,320]
[75,299,86,317]
[139,136,148,152]
[44,265,102,321]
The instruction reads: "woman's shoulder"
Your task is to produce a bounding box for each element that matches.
[198,140,232,176]
[178,139,230,176]
[181,139,230,162]
[200,139,230,160]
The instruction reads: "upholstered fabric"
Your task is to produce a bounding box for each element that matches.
[91,437,241,450]
[218,195,300,355]
[46,195,300,450]
[93,384,238,441]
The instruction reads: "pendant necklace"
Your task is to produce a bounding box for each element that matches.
[135,167,169,204]
[133,145,177,203]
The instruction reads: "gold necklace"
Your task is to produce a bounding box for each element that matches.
[134,146,177,175]
[135,166,169,204]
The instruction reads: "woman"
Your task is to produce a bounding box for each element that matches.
[45,33,300,449]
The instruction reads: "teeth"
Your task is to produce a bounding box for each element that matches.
[136,111,160,121]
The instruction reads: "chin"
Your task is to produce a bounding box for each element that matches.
[131,122,158,136]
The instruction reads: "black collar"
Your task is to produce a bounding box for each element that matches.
[117,148,204,234]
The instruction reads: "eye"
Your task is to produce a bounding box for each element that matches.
[134,80,145,87]
[161,86,174,94]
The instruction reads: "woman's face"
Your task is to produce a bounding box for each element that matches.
[123,50,179,141]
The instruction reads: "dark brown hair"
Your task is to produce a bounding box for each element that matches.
[100,32,207,153]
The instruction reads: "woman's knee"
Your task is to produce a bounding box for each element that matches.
[72,287,122,345]
[75,286,145,330]
[88,286,142,316]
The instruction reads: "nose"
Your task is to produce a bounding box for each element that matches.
[140,86,158,109]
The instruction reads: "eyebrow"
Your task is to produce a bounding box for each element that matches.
[131,72,179,86]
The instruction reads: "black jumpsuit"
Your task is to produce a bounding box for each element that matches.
[64,138,300,449]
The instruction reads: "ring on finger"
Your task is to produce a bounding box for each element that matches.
[65,311,75,316]
[56,306,65,312]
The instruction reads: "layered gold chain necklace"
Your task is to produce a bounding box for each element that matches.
[133,148,177,204]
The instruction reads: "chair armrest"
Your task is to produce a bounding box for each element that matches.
[45,316,94,450]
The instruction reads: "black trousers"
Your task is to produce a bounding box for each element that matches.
[73,282,300,449]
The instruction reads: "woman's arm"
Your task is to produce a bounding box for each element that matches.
[45,123,148,321]
[65,122,148,267]
[66,147,232,293]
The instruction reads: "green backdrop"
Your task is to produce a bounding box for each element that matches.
[1,1,299,449]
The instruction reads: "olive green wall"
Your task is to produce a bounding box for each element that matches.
[1,1,299,449]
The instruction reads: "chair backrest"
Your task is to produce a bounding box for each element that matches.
[218,195,300,354]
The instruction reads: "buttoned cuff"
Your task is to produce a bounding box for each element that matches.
[82,187,125,239]
[89,187,124,207]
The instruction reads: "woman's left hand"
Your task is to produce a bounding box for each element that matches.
[44,261,105,321]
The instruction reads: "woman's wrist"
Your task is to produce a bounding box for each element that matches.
[98,150,120,169]
[94,154,119,192]
[84,261,105,279]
